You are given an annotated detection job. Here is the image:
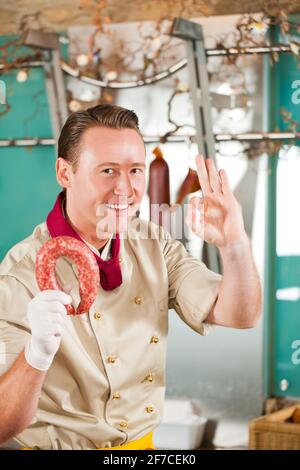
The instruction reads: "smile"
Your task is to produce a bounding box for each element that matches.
[105,204,129,210]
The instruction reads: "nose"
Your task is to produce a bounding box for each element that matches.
[114,172,134,198]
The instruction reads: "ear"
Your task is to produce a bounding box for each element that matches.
[56,157,73,190]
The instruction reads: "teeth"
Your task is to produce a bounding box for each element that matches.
[105,204,129,210]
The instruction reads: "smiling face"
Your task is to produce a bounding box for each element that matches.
[56,126,146,248]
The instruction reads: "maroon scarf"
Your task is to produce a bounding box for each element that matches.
[46,192,122,290]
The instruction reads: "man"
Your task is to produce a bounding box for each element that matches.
[0,104,261,450]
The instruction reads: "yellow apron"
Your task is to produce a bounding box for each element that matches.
[97,432,154,450]
[21,432,154,451]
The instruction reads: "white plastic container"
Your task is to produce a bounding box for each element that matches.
[153,399,208,450]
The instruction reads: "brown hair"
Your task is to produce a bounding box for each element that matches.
[58,104,143,171]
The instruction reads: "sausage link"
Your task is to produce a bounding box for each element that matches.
[35,236,100,315]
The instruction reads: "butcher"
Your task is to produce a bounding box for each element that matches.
[0,104,261,450]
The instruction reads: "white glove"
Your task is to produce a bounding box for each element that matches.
[25,290,72,371]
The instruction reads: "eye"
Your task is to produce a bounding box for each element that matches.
[102,168,114,175]
[131,168,144,174]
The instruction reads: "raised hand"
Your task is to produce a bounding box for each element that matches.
[186,155,246,248]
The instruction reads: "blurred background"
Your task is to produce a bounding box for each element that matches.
[1,0,300,449]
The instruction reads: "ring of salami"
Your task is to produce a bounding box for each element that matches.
[35,236,100,315]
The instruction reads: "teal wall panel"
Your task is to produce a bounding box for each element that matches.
[264,16,300,398]
[0,146,59,260]
[274,257,300,397]
[0,36,61,260]
[0,68,53,138]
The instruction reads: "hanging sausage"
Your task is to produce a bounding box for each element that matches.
[149,146,170,229]
[175,168,201,206]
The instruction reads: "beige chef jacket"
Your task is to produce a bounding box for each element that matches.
[0,217,222,450]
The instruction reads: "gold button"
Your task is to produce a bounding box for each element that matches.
[150,335,159,344]
[94,312,102,320]
[119,421,128,429]
[134,296,142,305]
[143,373,153,383]
[146,406,154,414]
[107,355,117,364]
[112,392,120,400]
